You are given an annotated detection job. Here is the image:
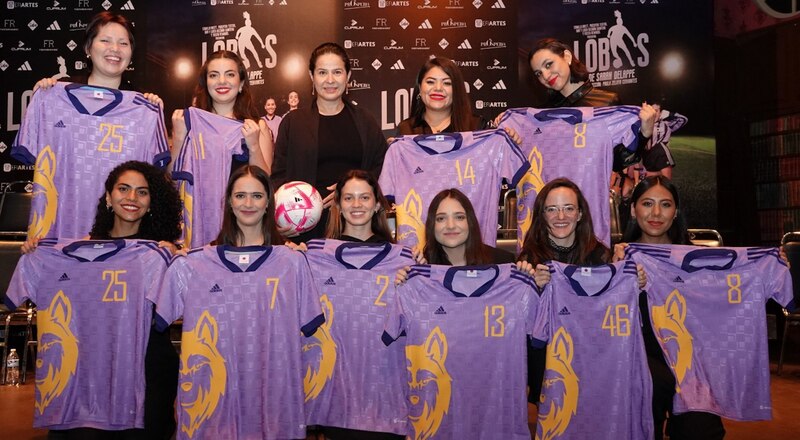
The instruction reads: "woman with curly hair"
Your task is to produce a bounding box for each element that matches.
[23,160,182,440]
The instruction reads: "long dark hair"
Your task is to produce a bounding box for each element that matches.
[308,42,352,75]
[90,161,181,242]
[423,189,491,265]
[214,165,283,246]
[193,50,259,120]
[623,176,690,245]
[528,38,589,86]
[519,178,609,265]
[411,57,475,132]
[325,170,394,243]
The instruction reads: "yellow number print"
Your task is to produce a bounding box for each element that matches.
[454,158,476,186]
[726,274,742,304]
[573,123,587,148]
[101,270,127,302]
[193,132,207,160]
[374,275,390,307]
[483,305,505,337]
[601,304,630,337]
[97,123,124,153]
[266,278,280,310]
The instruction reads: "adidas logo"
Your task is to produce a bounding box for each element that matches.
[324,277,336,285]
[54,120,66,128]
[280,0,287,4]
[391,60,405,70]
[492,80,507,90]
[492,0,506,8]
[672,276,684,283]
[458,39,472,49]
[413,166,424,174]
[120,0,134,10]
[419,19,432,29]
[434,306,447,315]
[533,127,542,135]
[558,306,571,316]
[47,21,61,31]
[18,61,32,71]
[209,284,222,293]
[59,273,70,281]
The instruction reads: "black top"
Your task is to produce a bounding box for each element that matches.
[316,110,363,197]
[396,113,489,136]
[488,244,516,264]
[339,234,387,244]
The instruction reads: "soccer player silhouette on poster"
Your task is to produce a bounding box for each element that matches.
[236,11,265,70]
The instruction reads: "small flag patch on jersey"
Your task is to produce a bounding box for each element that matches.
[672,276,684,283]
[413,166,424,174]
[54,120,66,128]
[434,306,447,315]
[324,277,336,285]
[558,306,571,315]
[58,273,70,281]
[209,284,222,293]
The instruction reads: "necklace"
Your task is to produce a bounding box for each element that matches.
[548,237,576,254]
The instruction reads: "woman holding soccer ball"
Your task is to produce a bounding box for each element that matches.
[272,42,387,243]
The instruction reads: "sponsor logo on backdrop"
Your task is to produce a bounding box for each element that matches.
[102,0,112,10]
[75,0,90,10]
[67,40,77,51]
[390,60,405,70]
[446,0,464,9]
[473,79,484,90]
[350,58,363,71]
[480,38,506,49]
[373,18,390,30]
[378,0,410,7]
[418,19,433,29]
[28,20,37,30]
[200,12,278,86]
[192,0,208,6]
[475,100,507,109]
[70,20,88,31]
[344,0,370,9]
[412,38,430,50]
[3,163,35,171]
[487,58,507,70]
[344,39,376,48]
[491,0,505,7]
[492,80,507,90]
[418,0,436,9]
[1,60,11,71]
[383,39,404,50]
[47,21,60,30]
[344,19,365,30]
[121,0,135,10]
[371,59,382,70]
[441,18,467,29]
[75,60,87,70]
[475,19,507,28]
[12,41,31,52]
[40,39,57,52]
[7,2,39,9]
[454,59,478,67]
[473,0,483,8]
[571,10,650,87]
[46,0,65,11]
[457,39,472,49]
[438,38,449,49]
[348,79,371,90]
[399,18,410,29]
[2,19,19,31]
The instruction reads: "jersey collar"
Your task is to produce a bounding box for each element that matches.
[65,83,124,116]
[216,245,273,272]
[61,239,127,262]
[443,264,499,297]
[334,241,393,270]
[412,132,463,155]
[563,263,617,297]
[680,248,737,273]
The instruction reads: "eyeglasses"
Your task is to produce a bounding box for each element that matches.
[543,205,579,217]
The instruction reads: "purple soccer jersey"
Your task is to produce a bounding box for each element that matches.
[303,239,414,434]
[626,243,795,421]
[171,107,249,248]
[153,245,324,440]
[4,239,171,430]
[383,264,539,440]
[378,129,529,252]
[497,106,641,248]
[11,82,170,239]
[531,260,653,440]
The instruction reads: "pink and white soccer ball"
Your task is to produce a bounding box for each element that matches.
[274,181,323,236]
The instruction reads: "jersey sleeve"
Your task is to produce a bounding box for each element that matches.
[530,274,554,348]
[496,130,531,188]
[143,99,171,169]
[601,106,641,153]
[764,252,795,311]
[152,255,189,331]
[296,253,325,337]
[378,141,401,204]
[382,282,409,346]
[142,243,175,310]
[3,252,41,309]
[10,86,49,165]
[171,109,197,184]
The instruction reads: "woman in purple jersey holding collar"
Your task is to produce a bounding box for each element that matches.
[613,176,725,440]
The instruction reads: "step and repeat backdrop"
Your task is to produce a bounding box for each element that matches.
[0,0,715,226]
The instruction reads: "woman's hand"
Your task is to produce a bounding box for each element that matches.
[322,183,337,210]
[143,93,164,108]
[33,77,58,92]
[533,264,551,289]
[639,102,658,138]
[612,242,629,262]
[636,264,647,290]
[171,109,188,147]
[20,237,41,255]
[395,266,410,286]
[779,245,790,268]
[503,126,522,145]
[157,241,180,255]
[515,260,536,277]
[241,119,261,151]
[411,248,427,265]
[285,241,308,252]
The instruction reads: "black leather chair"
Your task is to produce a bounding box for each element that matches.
[0,180,33,240]
[778,232,800,375]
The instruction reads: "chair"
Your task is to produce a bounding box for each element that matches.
[688,228,723,247]
[778,232,800,375]
[0,309,32,385]
[0,180,33,239]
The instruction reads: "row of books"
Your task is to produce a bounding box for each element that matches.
[758,208,800,243]
[750,113,800,136]
[750,132,800,158]
[755,181,800,209]
[752,156,800,183]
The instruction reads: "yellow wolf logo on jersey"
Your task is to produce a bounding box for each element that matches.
[303,294,337,402]
[29,146,59,239]
[537,326,579,440]
[406,326,451,440]
[516,147,546,248]
[35,290,78,415]
[396,189,426,253]
[650,289,694,391]
[180,311,227,439]
[179,181,194,247]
